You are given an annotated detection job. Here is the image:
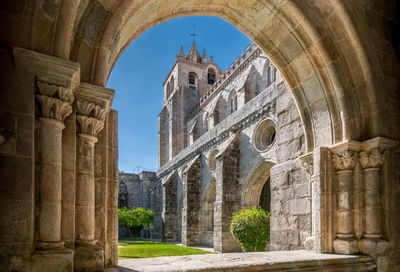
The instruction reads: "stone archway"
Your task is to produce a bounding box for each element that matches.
[63,1,399,148]
[1,1,400,271]
[243,161,275,209]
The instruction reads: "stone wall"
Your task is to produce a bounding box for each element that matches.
[270,160,311,250]
[117,172,158,238]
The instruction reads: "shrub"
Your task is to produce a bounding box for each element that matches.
[230,206,270,252]
[118,207,155,238]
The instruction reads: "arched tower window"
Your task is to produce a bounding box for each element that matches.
[230,92,238,113]
[207,68,216,84]
[188,73,196,89]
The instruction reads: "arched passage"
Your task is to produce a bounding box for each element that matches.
[243,161,275,208]
[2,1,400,271]
[61,1,399,149]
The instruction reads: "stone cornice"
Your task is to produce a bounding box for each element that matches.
[76,83,115,111]
[13,47,80,91]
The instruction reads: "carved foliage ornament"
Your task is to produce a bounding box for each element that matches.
[36,81,74,122]
[332,150,357,171]
[76,100,108,137]
[359,147,385,169]
[76,100,107,121]
[76,115,104,137]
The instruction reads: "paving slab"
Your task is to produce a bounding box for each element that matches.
[106,250,375,272]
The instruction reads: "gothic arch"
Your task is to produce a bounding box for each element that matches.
[242,160,275,208]
[15,1,399,149]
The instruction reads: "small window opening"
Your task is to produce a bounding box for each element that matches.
[207,68,216,84]
[230,93,238,113]
[189,74,196,89]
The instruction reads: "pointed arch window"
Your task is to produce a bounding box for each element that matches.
[273,67,277,82]
[267,66,272,87]
[170,76,174,92]
[167,82,171,98]
[230,92,238,113]
[207,68,216,84]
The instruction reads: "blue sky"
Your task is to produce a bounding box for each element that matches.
[107,16,251,173]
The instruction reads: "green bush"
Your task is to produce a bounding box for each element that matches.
[230,206,270,252]
[118,207,155,238]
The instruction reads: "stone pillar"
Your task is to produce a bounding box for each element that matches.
[358,137,398,256]
[74,84,114,272]
[36,80,74,249]
[162,172,178,242]
[331,142,359,254]
[360,147,384,239]
[182,156,201,246]
[213,135,242,252]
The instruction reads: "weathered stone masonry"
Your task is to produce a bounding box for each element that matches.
[2,1,400,271]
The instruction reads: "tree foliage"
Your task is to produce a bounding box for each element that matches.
[118,207,155,238]
[230,206,270,252]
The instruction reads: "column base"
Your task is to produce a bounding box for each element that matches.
[359,238,388,258]
[31,247,73,272]
[74,241,104,272]
[36,240,65,249]
[333,238,359,254]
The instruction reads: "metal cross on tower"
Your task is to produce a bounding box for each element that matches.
[190,24,199,42]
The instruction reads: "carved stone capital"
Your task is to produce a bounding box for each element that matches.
[36,80,74,122]
[76,114,104,138]
[75,83,114,137]
[331,149,358,171]
[299,153,313,175]
[359,147,385,169]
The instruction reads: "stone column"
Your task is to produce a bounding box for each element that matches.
[359,147,385,239]
[331,142,359,254]
[213,135,242,253]
[74,84,114,272]
[36,80,74,249]
[358,137,398,256]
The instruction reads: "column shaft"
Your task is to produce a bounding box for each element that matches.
[363,168,381,238]
[76,133,97,242]
[336,170,354,237]
[38,117,65,245]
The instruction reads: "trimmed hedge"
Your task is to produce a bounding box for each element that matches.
[230,206,270,252]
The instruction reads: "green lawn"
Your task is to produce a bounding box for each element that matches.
[118,238,214,259]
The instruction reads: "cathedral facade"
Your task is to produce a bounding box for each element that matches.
[147,42,310,252]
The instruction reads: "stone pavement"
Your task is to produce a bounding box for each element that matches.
[106,250,375,272]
